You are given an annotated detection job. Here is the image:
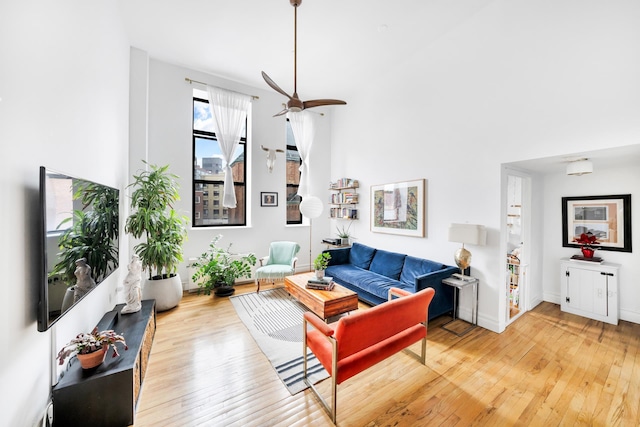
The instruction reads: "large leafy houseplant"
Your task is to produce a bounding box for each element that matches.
[191,235,257,296]
[125,162,187,280]
[49,179,119,286]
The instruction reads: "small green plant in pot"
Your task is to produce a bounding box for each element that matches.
[336,223,353,246]
[125,162,188,311]
[191,235,257,297]
[313,252,331,279]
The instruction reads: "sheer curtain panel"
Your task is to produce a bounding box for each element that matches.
[288,111,316,198]
[206,86,251,208]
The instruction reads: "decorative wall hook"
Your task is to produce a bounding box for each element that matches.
[261,145,284,173]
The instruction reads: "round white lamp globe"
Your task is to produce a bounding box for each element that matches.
[299,196,323,219]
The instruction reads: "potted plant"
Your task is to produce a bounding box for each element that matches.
[336,223,353,246]
[57,327,127,370]
[49,180,119,305]
[125,162,188,311]
[191,235,257,297]
[573,232,600,259]
[313,252,331,279]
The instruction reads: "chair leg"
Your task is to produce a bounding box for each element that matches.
[256,278,260,293]
[303,320,338,424]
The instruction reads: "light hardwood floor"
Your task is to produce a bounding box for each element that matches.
[134,284,640,426]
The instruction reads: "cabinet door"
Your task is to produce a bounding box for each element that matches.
[566,266,608,316]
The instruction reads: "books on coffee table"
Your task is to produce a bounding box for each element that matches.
[306,276,335,291]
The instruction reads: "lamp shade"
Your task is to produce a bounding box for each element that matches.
[448,223,486,246]
[299,196,323,219]
[566,159,593,176]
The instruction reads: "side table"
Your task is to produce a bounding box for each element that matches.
[441,276,479,336]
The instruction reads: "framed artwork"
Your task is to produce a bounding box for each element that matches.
[261,192,278,207]
[562,194,632,252]
[371,179,425,237]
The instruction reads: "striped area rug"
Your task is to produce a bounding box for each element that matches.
[230,287,329,395]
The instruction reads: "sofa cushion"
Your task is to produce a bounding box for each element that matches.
[399,256,446,285]
[349,243,376,270]
[369,249,406,280]
[357,273,412,301]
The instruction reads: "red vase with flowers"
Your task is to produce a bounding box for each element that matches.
[573,232,599,259]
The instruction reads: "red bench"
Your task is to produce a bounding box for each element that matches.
[303,286,435,423]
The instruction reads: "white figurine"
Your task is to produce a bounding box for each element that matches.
[121,254,143,314]
[73,257,96,302]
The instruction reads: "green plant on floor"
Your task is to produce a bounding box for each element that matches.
[313,252,331,272]
[191,234,257,295]
[125,162,188,280]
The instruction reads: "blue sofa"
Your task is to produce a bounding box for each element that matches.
[324,242,459,321]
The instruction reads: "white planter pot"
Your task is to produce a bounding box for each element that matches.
[142,274,183,311]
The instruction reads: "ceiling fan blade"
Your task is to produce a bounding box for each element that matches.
[303,99,347,109]
[261,71,293,100]
[273,107,289,117]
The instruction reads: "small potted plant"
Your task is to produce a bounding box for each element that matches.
[573,232,600,259]
[336,223,353,246]
[191,235,257,297]
[57,327,127,370]
[313,252,331,279]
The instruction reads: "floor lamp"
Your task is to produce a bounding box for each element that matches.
[448,223,486,280]
[299,196,323,271]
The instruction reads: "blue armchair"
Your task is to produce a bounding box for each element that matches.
[254,241,300,292]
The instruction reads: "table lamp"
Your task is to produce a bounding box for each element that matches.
[448,223,486,279]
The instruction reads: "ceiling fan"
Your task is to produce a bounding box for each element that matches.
[262,0,346,117]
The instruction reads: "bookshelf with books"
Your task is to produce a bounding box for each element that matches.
[329,178,359,220]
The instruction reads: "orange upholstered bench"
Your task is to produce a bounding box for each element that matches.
[302,286,435,423]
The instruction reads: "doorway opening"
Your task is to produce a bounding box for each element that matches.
[505,173,530,324]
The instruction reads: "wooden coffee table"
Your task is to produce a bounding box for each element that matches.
[284,272,358,320]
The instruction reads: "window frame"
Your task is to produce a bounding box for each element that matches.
[192,96,248,227]
[286,119,302,225]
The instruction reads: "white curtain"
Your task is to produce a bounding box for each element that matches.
[206,86,251,208]
[288,111,316,197]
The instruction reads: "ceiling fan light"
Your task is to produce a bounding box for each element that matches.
[566,159,593,176]
[288,106,302,113]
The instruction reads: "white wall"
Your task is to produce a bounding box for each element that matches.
[541,164,640,323]
[0,2,130,426]
[329,0,640,333]
[130,57,333,285]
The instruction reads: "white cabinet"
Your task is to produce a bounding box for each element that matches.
[560,259,619,325]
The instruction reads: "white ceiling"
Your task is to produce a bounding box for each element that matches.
[117,0,640,174]
[117,0,495,101]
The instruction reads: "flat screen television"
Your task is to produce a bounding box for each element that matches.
[38,166,119,332]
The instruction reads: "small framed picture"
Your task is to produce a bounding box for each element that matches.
[261,192,278,207]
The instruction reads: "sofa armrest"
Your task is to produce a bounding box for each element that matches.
[414,266,459,292]
[323,247,350,266]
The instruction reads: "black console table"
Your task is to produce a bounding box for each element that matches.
[52,299,156,426]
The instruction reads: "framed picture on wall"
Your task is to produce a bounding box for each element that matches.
[562,194,632,252]
[261,192,278,207]
[370,179,426,237]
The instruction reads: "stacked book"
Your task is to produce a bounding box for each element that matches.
[330,178,359,189]
[306,276,335,291]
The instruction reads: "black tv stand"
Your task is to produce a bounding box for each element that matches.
[52,299,156,426]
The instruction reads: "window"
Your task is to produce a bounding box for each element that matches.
[286,120,302,224]
[193,94,247,227]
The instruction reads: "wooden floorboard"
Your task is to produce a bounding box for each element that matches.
[132,285,640,426]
